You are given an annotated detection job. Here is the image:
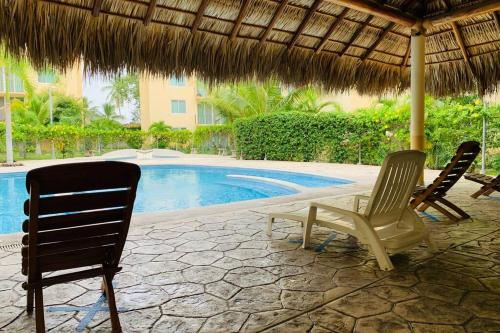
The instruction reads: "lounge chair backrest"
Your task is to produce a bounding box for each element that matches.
[364,150,426,227]
[22,162,141,279]
[418,141,480,199]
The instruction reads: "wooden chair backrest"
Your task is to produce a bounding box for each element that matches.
[22,162,141,279]
[364,150,426,227]
[419,141,480,198]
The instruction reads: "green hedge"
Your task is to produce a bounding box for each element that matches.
[194,125,233,154]
[234,112,385,164]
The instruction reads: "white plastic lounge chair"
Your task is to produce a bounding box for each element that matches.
[268,150,436,271]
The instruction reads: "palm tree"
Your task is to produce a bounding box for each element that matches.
[201,81,340,122]
[0,49,33,164]
[100,103,123,121]
[11,95,49,154]
[104,73,139,116]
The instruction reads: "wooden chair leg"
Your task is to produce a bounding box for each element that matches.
[103,273,122,333]
[417,202,430,212]
[34,287,45,333]
[425,200,459,222]
[470,188,485,198]
[27,288,34,314]
[436,197,470,219]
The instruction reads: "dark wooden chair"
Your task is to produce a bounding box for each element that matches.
[21,161,141,333]
[410,141,480,222]
[465,173,500,198]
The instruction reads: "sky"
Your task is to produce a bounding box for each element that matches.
[83,74,135,123]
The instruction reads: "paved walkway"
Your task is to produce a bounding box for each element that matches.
[0,180,499,332]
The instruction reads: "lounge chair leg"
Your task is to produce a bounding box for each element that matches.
[27,288,34,314]
[425,201,460,223]
[267,217,274,237]
[417,202,430,212]
[470,188,484,198]
[103,272,122,333]
[436,197,470,220]
[302,207,316,249]
[34,287,45,333]
[374,249,394,271]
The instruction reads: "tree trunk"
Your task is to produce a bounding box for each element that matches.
[35,140,42,155]
[3,67,14,164]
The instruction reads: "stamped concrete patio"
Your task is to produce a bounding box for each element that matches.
[0,178,499,332]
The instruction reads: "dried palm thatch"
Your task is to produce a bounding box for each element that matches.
[0,0,499,96]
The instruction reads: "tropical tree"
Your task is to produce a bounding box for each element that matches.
[11,95,49,154]
[201,81,341,122]
[148,121,172,148]
[104,73,139,117]
[99,103,123,122]
[0,48,34,163]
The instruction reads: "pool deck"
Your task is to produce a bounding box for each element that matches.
[0,157,499,332]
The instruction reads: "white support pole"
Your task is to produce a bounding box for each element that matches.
[49,87,55,159]
[481,115,487,174]
[410,28,426,184]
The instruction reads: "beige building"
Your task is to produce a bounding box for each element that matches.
[0,62,83,120]
[139,75,223,130]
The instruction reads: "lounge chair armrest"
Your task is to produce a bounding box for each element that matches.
[353,195,370,212]
[309,202,363,220]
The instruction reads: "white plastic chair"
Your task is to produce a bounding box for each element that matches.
[268,150,436,271]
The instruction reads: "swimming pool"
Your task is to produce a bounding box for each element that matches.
[0,165,351,234]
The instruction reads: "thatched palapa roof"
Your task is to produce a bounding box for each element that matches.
[0,0,499,96]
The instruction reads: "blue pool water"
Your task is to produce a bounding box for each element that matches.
[0,165,351,234]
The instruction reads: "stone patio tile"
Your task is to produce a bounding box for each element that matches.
[179,251,224,266]
[412,282,465,304]
[224,267,277,287]
[278,273,336,292]
[465,318,500,332]
[182,266,226,284]
[161,282,204,299]
[199,311,249,333]
[281,290,324,310]
[225,249,270,260]
[162,293,228,317]
[355,312,412,333]
[393,297,472,325]
[411,323,466,333]
[229,285,282,312]
[206,280,241,300]
[309,306,355,332]
[416,268,485,290]
[151,315,205,333]
[327,290,392,318]
[131,243,174,255]
[262,314,314,333]
[480,276,500,292]
[366,285,419,302]
[176,240,217,252]
[115,284,168,308]
[461,292,500,320]
[240,309,299,333]
[333,267,379,288]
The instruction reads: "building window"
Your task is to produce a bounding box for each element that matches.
[171,100,187,114]
[38,69,57,84]
[197,104,225,125]
[0,67,24,93]
[170,76,186,86]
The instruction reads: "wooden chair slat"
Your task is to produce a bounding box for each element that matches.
[36,222,122,244]
[22,208,125,232]
[26,161,140,195]
[24,190,129,216]
[22,234,120,257]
